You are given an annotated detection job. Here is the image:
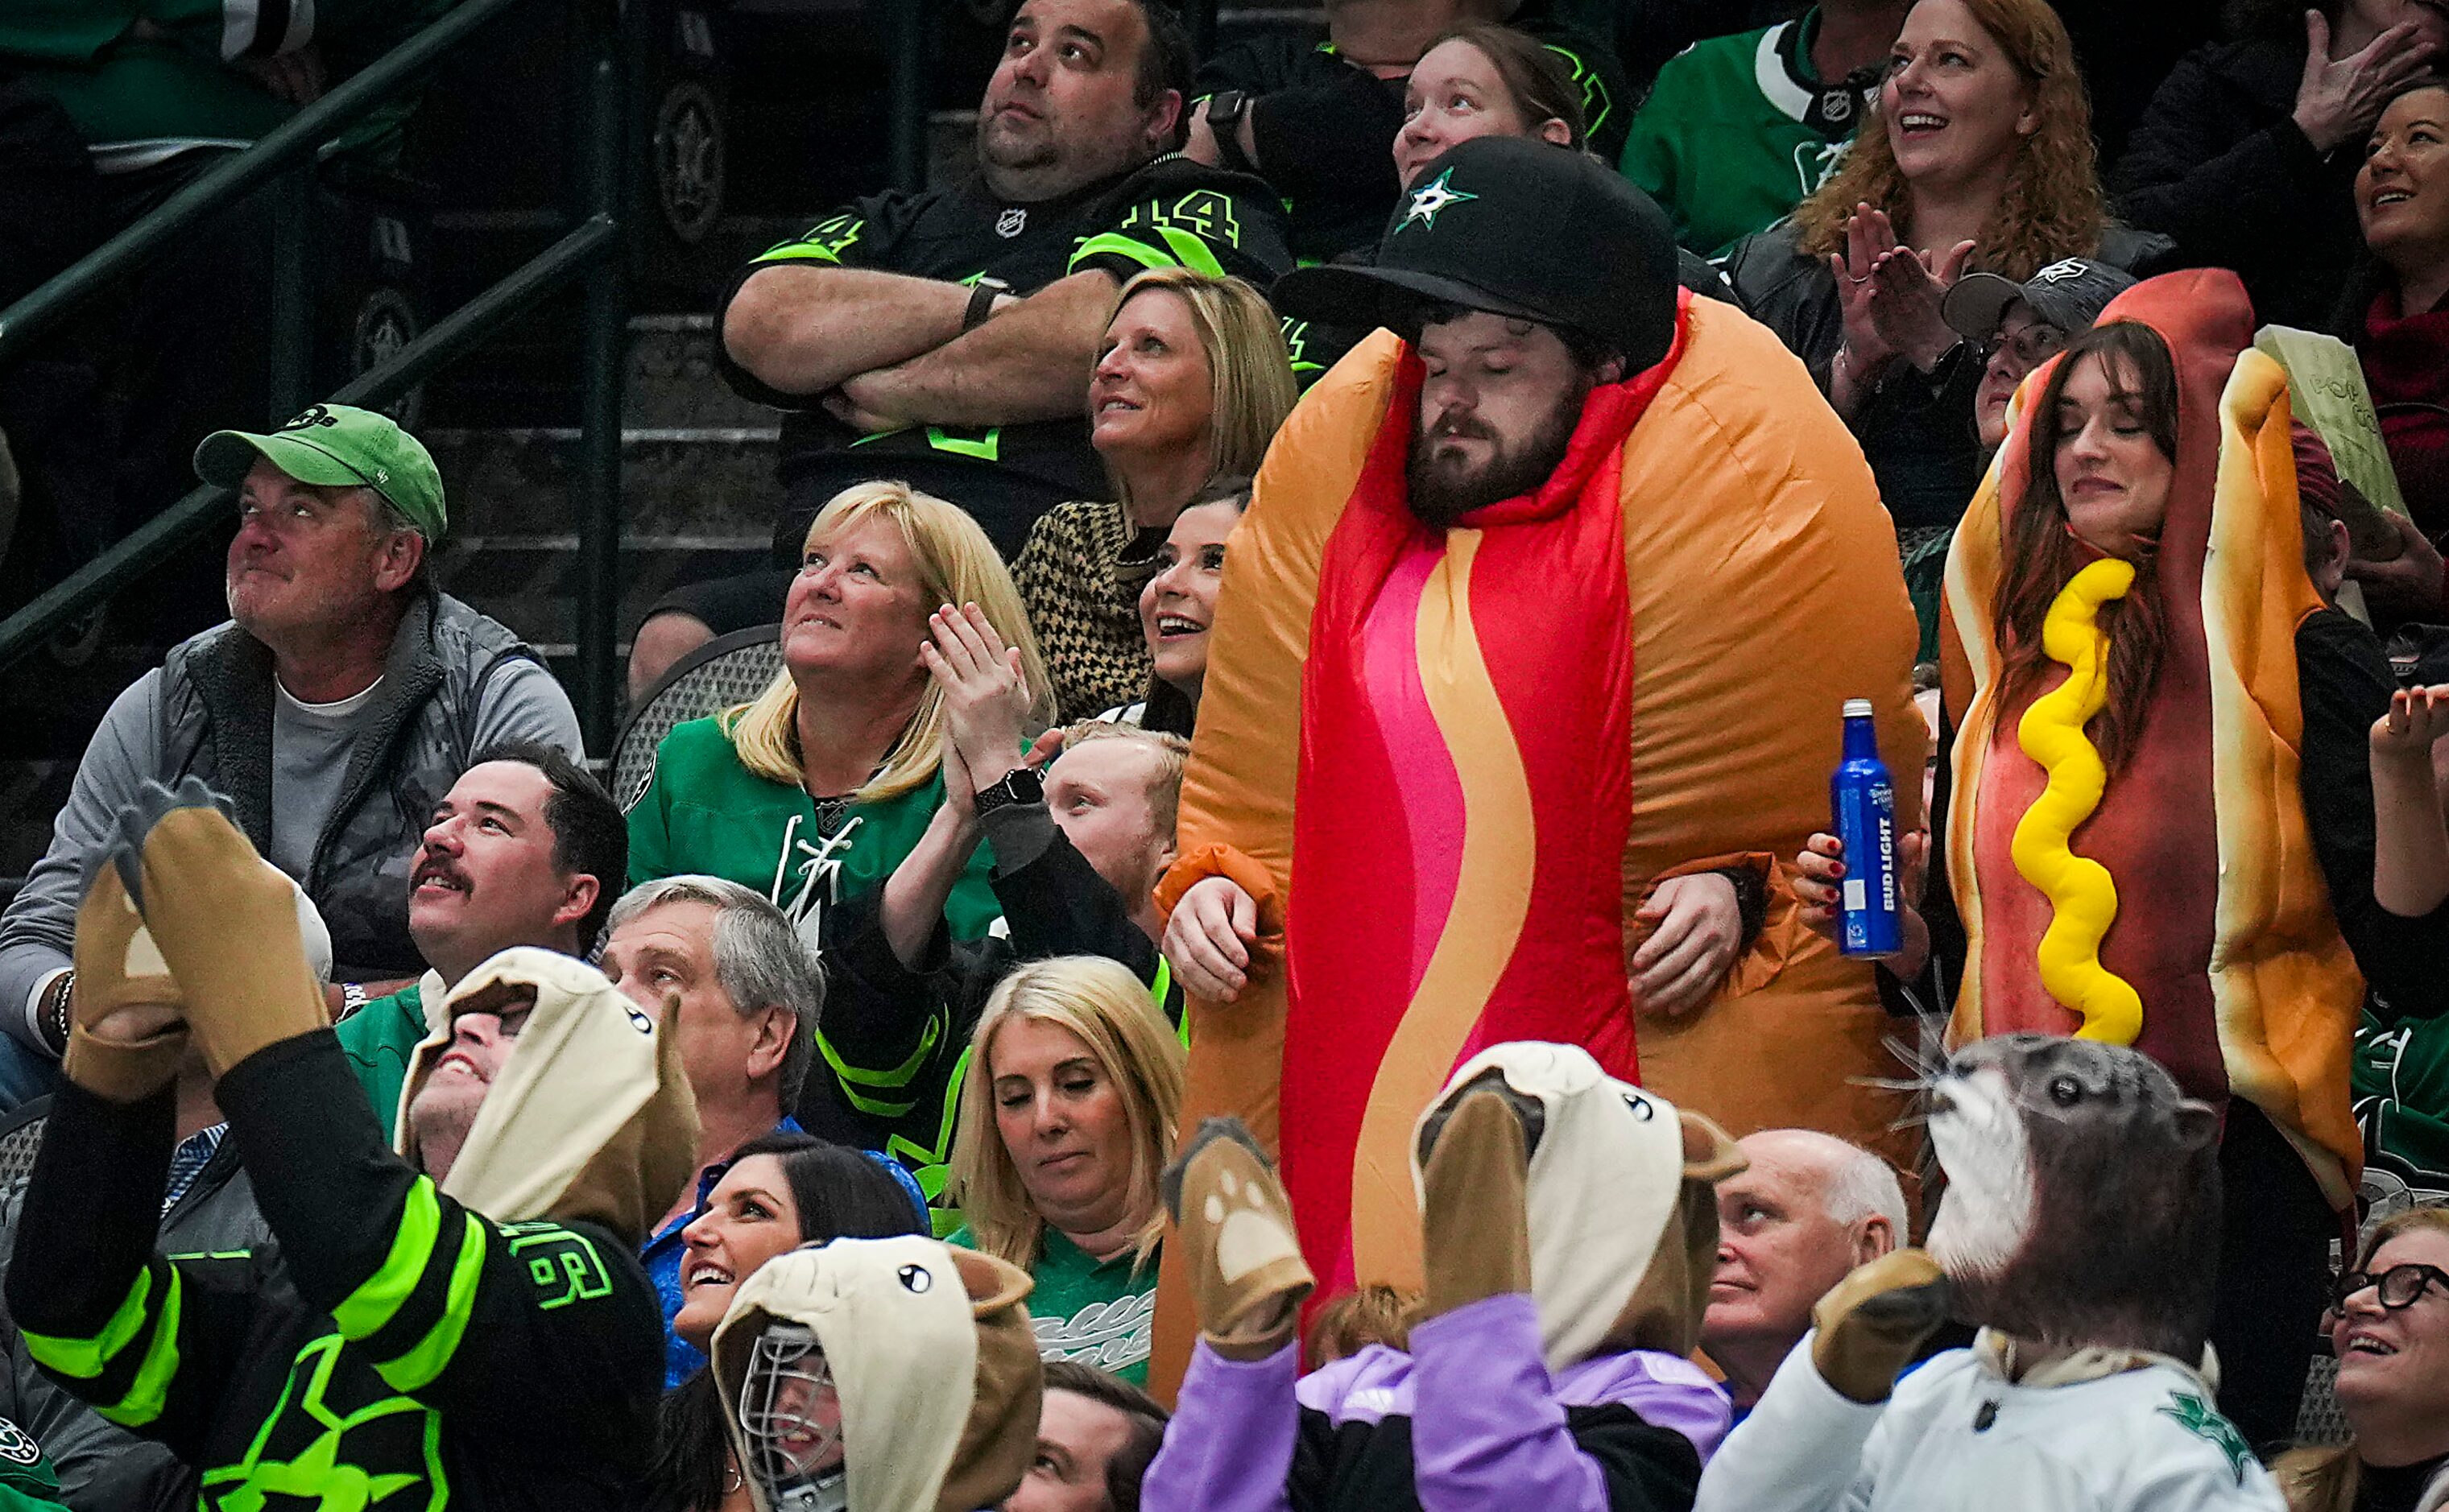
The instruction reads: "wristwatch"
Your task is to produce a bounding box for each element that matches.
[971,765,1046,817]
[1204,90,1259,176]
[962,277,1013,333]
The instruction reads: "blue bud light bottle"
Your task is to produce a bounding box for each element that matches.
[1831,697,1901,956]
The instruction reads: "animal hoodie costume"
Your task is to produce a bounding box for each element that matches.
[1695,1034,2285,1511]
[1154,137,1926,1371]
[710,1235,1042,1512]
[1937,269,2366,1208]
[8,779,698,1511]
[1145,1040,1744,1512]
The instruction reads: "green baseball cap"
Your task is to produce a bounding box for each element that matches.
[195,403,446,542]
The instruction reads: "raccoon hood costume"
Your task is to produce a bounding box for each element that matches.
[709,1235,1042,1512]
[9,782,698,1512]
[1694,1035,2286,1512]
[1146,1041,1745,1512]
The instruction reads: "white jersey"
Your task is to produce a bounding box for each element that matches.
[1694,1335,2286,1512]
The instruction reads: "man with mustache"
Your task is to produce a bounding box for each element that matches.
[335,741,629,1126]
[1148,138,1927,1376]
[629,0,1294,698]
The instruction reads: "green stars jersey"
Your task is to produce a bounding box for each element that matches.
[718,155,1292,556]
[2354,1006,2449,1196]
[625,715,1005,946]
[947,1226,1158,1386]
[1617,10,1880,258]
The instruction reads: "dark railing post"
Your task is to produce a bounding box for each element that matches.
[267,167,319,419]
[887,0,928,192]
[573,7,630,752]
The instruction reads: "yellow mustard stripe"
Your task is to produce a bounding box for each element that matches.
[375,1214,486,1394]
[98,1268,182,1428]
[2008,556,2145,1044]
[333,1178,443,1341]
[22,1266,155,1379]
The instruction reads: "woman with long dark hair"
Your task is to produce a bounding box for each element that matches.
[643,1133,929,1512]
[1797,273,2449,1448]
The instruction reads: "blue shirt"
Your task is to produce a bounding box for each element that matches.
[639,1119,929,1388]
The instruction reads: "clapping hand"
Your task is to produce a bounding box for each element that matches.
[2294,9,2437,155]
[921,602,1035,789]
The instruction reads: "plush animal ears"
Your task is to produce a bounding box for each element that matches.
[948,1246,1033,1320]
[2171,1098,2220,1154]
[1679,1109,1747,1183]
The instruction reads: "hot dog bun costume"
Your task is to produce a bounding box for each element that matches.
[1938,269,2365,1208]
[1152,140,1926,1389]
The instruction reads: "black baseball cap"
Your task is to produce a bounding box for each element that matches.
[1942,258,2138,347]
[1272,137,1680,372]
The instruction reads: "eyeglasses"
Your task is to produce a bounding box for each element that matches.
[1979,324,2069,373]
[2331,1262,2449,1312]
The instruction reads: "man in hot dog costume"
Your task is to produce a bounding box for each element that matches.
[1151,136,1926,1384]
[1931,269,2384,1448]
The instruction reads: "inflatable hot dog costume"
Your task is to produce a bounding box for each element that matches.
[1149,139,1926,1390]
[1938,269,2365,1208]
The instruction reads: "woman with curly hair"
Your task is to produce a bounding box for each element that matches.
[1724,0,2170,647]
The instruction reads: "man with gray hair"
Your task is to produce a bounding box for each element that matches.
[1702,1127,1908,1421]
[600,874,924,1386]
[0,403,581,1109]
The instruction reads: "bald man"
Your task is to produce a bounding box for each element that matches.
[1702,1128,1905,1418]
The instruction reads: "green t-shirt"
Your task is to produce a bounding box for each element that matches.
[949,1226,1157,1385]
[625,717,1003,942]
[335,977,437,1135]
[2354,1007,2449,1194]
[1617,13,1870,258]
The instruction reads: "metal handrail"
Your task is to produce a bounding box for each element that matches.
[0,0,635,747]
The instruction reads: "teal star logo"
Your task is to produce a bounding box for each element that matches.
[2158,1391,2255,1485]
[1401,170,1478,232]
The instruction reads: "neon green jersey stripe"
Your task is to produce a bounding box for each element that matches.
[376,1217,487,1394]
[23,1266,155,1379]
[817,1012,939,1090]
[98,1270,182,1428]
[333,1179,443,1341]
[1072,233,1173,275]
[1155,226,1227,278]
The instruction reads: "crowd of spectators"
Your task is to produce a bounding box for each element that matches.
[9,0,2449,1506]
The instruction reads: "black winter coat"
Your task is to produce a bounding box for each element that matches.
[2110,35,2364,332]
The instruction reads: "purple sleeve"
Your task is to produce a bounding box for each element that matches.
[1409,1294,1609,1512]
[1141,1341,1301,1512]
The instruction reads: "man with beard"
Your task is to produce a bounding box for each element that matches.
[336,742,630,1125]
[1149,137,1926,1382]
[631,0,1294,697]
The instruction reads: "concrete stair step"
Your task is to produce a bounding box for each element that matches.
[433,533,772,651]
[421,422,780,539]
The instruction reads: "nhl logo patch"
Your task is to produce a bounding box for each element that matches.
[1822,89,1853,123]
[996,208,1028,238]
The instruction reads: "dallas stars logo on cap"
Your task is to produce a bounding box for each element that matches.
[1401,169,1478,233]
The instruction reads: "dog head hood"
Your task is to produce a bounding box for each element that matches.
[711,1236,1042,1512]
[398,947,700,1246]
[1413,1042,1743,1369]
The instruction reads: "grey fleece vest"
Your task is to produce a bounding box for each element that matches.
[154,592,537,981]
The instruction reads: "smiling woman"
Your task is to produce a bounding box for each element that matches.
[643,1133,929,1512]
[1012,269,1295,722]
[2274,1208,2449,1512]
[2346,78,2449,593]
[626,480,1053,952]
[947,956,1186,1384]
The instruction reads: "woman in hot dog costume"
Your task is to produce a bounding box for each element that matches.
[1805,268,2412,1450]
[1146,139,1927,1395]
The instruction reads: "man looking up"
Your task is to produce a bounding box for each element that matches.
[632,0,1294,696]
[1700,1128,1905,1419]
[1152,138,1926,1365]
[0,403,580,1107]
[10,779,694,1510]
[337,741,630,1124]
[596,874,900,1386]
